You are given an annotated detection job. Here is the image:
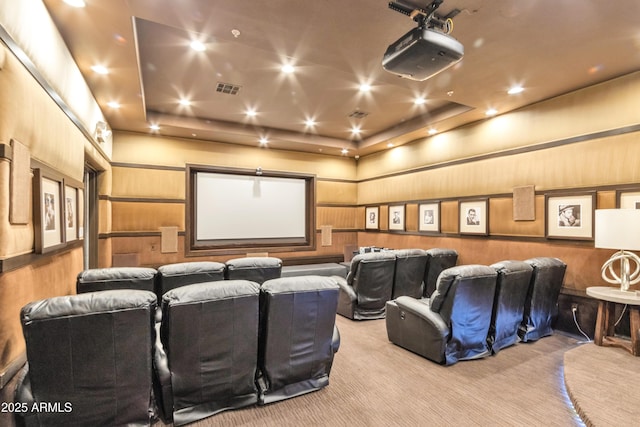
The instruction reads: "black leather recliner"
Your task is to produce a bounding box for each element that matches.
[488,260,533,353]
[391,249,428,299]
[519,257,567,342]
[334,252,396,320]
[386,265,497,365]
[154,280,261,426]
[156,261,225,298]
[14,290,157,426]
[224,257,282,284]
[423,248,459,298]
[257,276,340,405]
[76,266,157,294]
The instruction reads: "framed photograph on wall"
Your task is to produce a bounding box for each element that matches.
[459,199,488,235]
[33,169,65,253]
[365,206,379,230]
[617,189,640,209]
[388,204,405,231]
[64,184,78,242]
[418,201,440,233]
[545,192,595,240]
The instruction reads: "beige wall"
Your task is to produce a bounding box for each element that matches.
[106,134,358,266]
[0,44,94,376]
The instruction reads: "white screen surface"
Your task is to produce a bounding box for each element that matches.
[196,172,307,240]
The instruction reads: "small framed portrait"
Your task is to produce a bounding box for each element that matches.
[545,192,595,240]
[365,206,379,230]
[64,184,78,242]
[418,201,440,233]
[34,169,65,253]
[459,199,488,235]
[616,188,640,209]
[389,204,405,231]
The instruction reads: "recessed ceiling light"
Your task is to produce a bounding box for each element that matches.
[387,143,394,148]
[341,148,349,155]
[107,101,120,109]
[179,99,191,106]
[485,108,498,116]
[304,118,317,127]
[507,86,524,95]
[63,0,86,7]
[245,108,257,117]
[428,128,438,135]
[149,124,160,131]
[414,97,426,105]
[190,40,206,52]
[359,83,372,92]
[281,64,295,74]
[231,29,241,38]
[350,126,361,135]
[91,65,109,75]
[259,137,269,145]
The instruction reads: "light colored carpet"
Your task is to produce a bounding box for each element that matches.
[173,316,585,426]
[564,342,640,427]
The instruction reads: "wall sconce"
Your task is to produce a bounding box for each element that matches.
[595,209,640,291]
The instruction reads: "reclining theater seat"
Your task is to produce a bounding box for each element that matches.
[391,249,428,299]
[156,261,225,297]
[154,280,261,426]
[257,276,340,405]
[519,257,567,342]
[386,265,498,365]
[224,257,282,284]
[76,266,157,294]
[334,252,396,320]
[15,290,157,427]
[488,260,533,353]
[423,248,459,298]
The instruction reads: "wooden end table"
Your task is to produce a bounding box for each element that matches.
[586,286,640,356]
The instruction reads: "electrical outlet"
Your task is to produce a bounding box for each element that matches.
[571,303,578,313]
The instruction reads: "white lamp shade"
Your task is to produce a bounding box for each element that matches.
[595,209,640,250]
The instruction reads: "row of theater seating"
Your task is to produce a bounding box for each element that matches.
[335,248,459,320]
[15,275,341,426]
[385,257,567,365]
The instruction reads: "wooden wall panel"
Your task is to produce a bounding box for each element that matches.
[441,201,458,234]
[317,180,357,204]
[598,190,616,209]
[405,203,418,232]
[111,202,184,232]
[316,206,358,229]
[112,167,185,199]
[357,72,640,180]
[357,133,640,205]
[489,196,545,237]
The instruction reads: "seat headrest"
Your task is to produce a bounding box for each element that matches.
[162,279,260,305]
[225,257,282,270]
[157,261,225,276]
[426,248,458,258]
[430,264,497,312]
[262,276,339,294]
[524,257,567,270]
[21,290,157,322]
[490,260,534,275]
[392,249,427,259]
[77,267,157,282]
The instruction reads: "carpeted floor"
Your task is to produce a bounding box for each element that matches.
[161,316,585,427]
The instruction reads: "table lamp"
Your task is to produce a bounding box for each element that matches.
[594,209,640,291]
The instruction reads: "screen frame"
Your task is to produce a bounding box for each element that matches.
[185,164,316,256]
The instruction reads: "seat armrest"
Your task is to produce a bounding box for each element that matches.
[152,323,173,422]
[332,325,341,353]
[332,276,356,302]
[394,296,449,335]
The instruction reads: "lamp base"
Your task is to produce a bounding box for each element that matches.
[601,250,640,291]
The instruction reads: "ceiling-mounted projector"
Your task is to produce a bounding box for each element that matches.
[382,26,463,81]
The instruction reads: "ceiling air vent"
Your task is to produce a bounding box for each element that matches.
[348,110,369,119]
[216,82,241,95]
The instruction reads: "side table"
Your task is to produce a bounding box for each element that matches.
[586,286,640,356]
